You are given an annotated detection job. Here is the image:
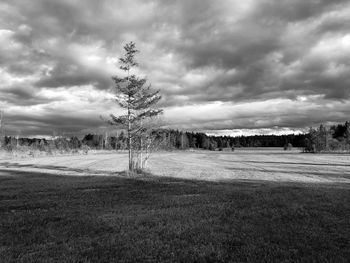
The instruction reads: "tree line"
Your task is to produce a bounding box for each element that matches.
[1,121,350,153]
[304,121,350,153]
[0,129,304,151]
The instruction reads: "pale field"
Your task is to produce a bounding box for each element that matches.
[0,148,349,184]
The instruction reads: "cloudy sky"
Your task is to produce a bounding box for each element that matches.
[1,0,350,136]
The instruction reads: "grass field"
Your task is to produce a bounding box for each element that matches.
[1,148,350,183]
[1,149,350,262]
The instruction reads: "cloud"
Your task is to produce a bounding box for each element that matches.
[163,97,350,130]
[0,0,350,135]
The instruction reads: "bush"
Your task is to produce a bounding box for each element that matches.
[284,143,293,151]
[81,145,90,155]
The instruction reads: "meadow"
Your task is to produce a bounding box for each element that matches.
[1,149,349,262]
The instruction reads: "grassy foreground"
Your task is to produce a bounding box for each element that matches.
[0,170,349,262]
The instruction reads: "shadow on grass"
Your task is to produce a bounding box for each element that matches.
[0,162,115,176]
[0,169,349,262]
[225,166,350,181]
[224,159,350,167]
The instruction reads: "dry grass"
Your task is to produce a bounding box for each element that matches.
[1,149,349,184]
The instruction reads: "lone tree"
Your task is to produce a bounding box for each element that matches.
[109,42,162,172]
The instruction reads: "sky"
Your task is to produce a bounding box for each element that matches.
[0,0,350,137]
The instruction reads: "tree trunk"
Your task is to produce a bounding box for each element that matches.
[140,119,143,169]
[127,70,132,172]
[128,112,132,171]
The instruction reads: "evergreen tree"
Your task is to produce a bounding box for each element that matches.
[109,42,162,171]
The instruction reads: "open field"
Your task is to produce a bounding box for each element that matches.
[1,148,350,184]
[1,149,350,262]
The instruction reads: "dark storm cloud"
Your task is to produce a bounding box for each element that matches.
[6,115,104,136]
[1,0,350,135]
[136,0,350,109]
[252,0,349,22]
[0,86,52,106]
[35,62,113,90]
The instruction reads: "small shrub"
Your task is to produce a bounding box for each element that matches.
[284,143,293,151]
[81,145,90,155]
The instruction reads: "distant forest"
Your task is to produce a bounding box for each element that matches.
[1,121,349,153]
[81,130,306,150]
[2,129,306,152]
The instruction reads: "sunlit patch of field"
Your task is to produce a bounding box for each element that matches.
[149,149,350,183]
[1,149,349,184]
